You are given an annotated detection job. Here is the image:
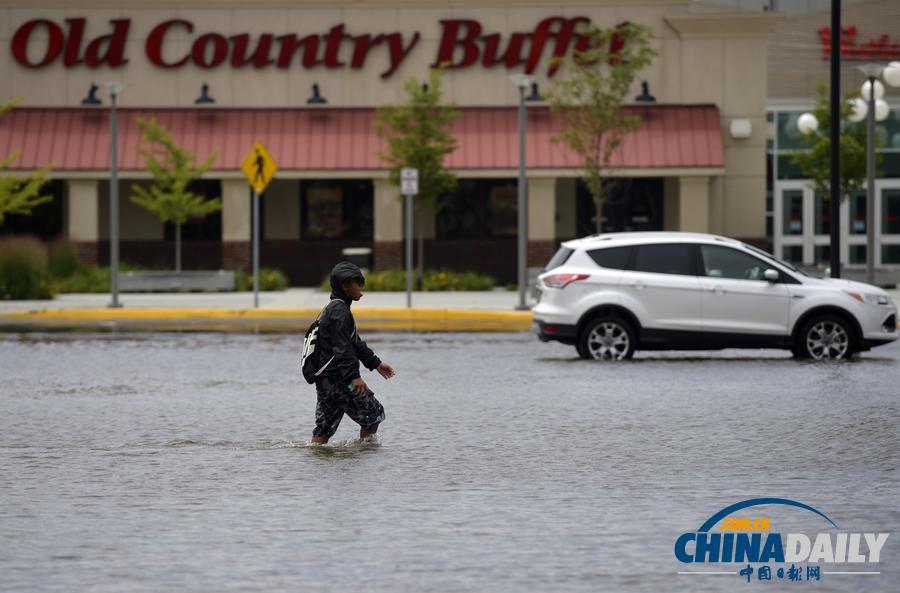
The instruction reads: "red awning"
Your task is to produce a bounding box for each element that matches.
[0,105,723,173]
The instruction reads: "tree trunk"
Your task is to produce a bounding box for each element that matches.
[593,194,604,234]
[175,223,182,273]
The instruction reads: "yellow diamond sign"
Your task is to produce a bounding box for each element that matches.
[241,141,278,194]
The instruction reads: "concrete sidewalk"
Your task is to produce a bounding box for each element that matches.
[0,289,537,333]
[1,287,897,333]
[0,288,533,313]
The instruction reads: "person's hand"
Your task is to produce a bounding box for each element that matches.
[350,377,368,396]
[377,362,395,379]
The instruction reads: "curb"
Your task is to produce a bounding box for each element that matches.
[0,307,535,333]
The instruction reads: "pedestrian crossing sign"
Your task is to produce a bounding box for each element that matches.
[241,141,278,194]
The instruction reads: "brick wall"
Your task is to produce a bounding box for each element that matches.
[222,241,250,272]
[528,240,558,268]
[73,241,98,266]
[374,241,403,270]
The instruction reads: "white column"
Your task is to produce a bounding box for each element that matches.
[678,176,711,233]
[66,179,99,242]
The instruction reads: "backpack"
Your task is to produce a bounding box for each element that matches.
[300,299,340,384]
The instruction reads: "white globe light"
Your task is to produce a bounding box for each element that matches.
[797,112,818,134]
[875,99,890,122]
[848,97,868,123]
[884,62,900,87]
[861,79,885,100]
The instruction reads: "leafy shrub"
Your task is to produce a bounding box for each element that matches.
[320,268,496,291]
[0,236,54,299]
[234,268,289,291]
[52,262,145,294]
[47,240,80,279]
[52,266,109,293]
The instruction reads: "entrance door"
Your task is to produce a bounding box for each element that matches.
[879,181,900,266]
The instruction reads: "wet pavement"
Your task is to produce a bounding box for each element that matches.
[1,332,898,592]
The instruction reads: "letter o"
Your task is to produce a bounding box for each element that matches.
[11,20,65,68]
[191,33,228,68]
[146,19,192,68]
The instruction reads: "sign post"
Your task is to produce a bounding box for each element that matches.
[401,168,418,309]
[241,141,278,308]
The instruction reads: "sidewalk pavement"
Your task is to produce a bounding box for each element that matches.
[1,287,898,334]
[0,289,538,333]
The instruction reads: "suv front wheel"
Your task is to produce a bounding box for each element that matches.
[578,316,636,361]
[795,314,856,360]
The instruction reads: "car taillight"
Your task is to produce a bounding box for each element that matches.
[542,273,590,289]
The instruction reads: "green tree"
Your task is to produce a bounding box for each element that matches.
[130,116,220,272]
[375,68,461,284]
[546,22,656,233]
[0,97,53,227]
[790,83,877,202]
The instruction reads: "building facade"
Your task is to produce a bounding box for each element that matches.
[765,0,900,273]
[0,0,779,285]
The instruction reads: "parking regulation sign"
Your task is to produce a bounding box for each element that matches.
[401,168,418,195]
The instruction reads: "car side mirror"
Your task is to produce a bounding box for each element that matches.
[764,269,780,283]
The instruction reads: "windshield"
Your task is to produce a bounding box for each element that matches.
[741,243,808,277]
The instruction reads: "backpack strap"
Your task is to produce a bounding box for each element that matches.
[316,298,342,322]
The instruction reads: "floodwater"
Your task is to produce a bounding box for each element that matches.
[1,332,899,593]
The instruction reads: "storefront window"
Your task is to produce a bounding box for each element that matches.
[437,179,517,239]
[301,180,373,239]
[575,178,663,236]
[814,245,830,265]
[0,180,64,240]
[882,189,900,235]
[783,189,803,235]
[163,180,222,241]
[776,112,807,151]
[883,245,900,264]
[782,245,803,263]
[850,245,866,265]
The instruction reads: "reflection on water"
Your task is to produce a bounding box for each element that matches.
[1,333,899,593]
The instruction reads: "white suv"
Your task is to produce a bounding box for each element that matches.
[533,232,898,360]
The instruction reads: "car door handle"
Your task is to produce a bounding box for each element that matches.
[709,285,726,294]
[630,281,646,290]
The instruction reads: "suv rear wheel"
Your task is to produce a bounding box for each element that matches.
[578,316,636,360]
[795,314,856,360]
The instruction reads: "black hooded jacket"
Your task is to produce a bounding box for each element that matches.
[317,261,381,385]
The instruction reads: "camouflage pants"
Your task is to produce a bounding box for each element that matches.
[312,377,385,439]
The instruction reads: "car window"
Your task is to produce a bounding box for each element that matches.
[544,247,574,271]
[587,246,632,269]
[701,245,767,280]
[630,244,694,275]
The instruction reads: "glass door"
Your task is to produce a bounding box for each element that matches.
[879,181,900,266]
[774,181,808,264]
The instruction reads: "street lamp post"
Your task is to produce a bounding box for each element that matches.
[106,82,125,308]
[510,74,534,311]
[856,64,897,285]
[797,62,899,284]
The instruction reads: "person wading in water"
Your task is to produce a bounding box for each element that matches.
[310,261,395,444]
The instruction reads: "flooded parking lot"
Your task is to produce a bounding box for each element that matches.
[1,332,898,592]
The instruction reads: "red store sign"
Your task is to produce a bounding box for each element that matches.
[818,26,900,61]
[10,16,615,78]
